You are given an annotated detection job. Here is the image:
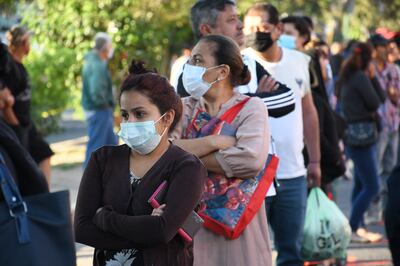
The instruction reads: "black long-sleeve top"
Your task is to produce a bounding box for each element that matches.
[341,71,386,123]
[74,144,206,266]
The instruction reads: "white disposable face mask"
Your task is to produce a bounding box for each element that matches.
[182,63,222,99]
[118,114,167,155]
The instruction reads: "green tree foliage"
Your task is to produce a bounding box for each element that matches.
[16,0,398,134]
[24,44,76,134]
[21,0,194,133]
[239,0,399,42]
[341,0,400,40]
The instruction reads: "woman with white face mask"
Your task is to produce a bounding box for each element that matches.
[74,60,207,266]
[171,35,273,266]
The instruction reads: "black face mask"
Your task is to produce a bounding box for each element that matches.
[245,32,274,52]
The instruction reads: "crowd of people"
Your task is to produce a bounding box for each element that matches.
[0,0,400,266]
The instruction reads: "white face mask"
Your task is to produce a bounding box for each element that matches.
[118,114,167,155]
[182,63,222,99]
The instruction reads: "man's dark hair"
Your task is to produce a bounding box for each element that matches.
[302,16,314,30]
[368,33,389,48]
[190,0,236,39]
[245,3,280,25]
[281,16,311,45]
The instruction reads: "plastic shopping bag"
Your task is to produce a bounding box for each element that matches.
[301,188,351,261]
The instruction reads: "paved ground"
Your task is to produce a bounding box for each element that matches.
[48,119,393,266]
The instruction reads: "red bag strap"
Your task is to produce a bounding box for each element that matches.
[219,97,250,123]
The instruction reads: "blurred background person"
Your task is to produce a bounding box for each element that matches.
[365,34,400,225]
[279,16,345,193]
[0,26,53,185]
[170,44,191,90]
[81,32,118,168]
[336,42,385,243]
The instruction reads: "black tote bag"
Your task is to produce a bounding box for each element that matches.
[0,154,76,266]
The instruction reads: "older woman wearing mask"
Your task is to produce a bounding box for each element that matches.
[171,35,272,266]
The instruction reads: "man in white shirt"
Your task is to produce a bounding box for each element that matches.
[243,3,321,266]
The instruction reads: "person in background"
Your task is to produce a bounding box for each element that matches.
[280,16,311,52]
[75,60,206,266]
[342,40,359,59]
[0,81,48,199]
[0,26,54,185]
[81,32,118,168]
[365,34,400,225]
[286,16,330,102]
[313,40,335,102]
[329,42,344,109]
[171,35,272,266]
[280,16,330,106]
[170,44,191,89]
[330,42,344,79]
[336,42,385,243]
[280,16,345,190]
[243,4,321,265]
